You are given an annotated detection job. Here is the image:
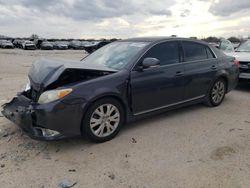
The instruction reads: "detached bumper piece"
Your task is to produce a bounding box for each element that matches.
[1,95,63,140]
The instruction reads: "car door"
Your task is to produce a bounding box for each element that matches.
[130,41,185,115]
[181,41,218,100]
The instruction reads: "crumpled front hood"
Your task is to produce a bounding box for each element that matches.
[28,58,117,90]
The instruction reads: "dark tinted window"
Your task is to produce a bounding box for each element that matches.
[206,47,215,58]
[144,42,179,66]
[183,42,208,61]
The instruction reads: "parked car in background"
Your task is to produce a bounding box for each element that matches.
[69,40,84,50]
[209,42,219,48]
[0,40,14,49]
[13,39,24,48]
[81,41,98,53]
[83,41,111,53]
[40,41,53,50]
[22,41,36,50]
[53,41,68,50]
[219,39,250,81]
[2,37,239,142]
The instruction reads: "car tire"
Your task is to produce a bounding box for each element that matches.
[205,78,226,107]
[82,98,125,142]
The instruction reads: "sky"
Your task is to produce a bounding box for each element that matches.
[0,0,250,39]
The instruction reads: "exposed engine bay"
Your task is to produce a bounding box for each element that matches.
[46,69,113,90]
[23,58,117,101]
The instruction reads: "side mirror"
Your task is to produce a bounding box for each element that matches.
[142,57,160,69]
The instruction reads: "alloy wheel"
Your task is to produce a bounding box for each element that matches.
[211,80,225,104]
[90,104,120,137]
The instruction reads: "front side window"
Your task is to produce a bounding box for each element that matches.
[183,42,208,61]
[144,42,180,66]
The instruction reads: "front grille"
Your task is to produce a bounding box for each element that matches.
[239,61,250,65]
[239,61,250,73]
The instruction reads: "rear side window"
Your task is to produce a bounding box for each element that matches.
[183,42,210,61]
[144,42,180,66]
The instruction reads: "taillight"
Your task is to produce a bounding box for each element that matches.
[233,59,240,67]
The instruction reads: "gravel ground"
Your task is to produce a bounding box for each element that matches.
[0,49,250,188]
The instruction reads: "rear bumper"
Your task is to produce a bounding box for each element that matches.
[25,46,36,50]
[2,45,14,49]
[41,46,53,50]
[1,94,84,140]
[55,46,68,50]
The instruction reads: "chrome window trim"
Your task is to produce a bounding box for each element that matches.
[130,40,218,71]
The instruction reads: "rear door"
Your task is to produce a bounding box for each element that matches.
[181,41,218,100]
[130,41,185,114]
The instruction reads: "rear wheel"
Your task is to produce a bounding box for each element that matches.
[206,79,226,107]
[82,98,125,142]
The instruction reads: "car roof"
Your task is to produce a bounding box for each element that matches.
[122,37,209,45]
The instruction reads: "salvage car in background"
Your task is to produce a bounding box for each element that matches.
[40,41,53,50]
[53,41,68,50]
[69,40,84,50]
[2,37,239,142]
[83,41,111,53]
[219,39,250,81]
[22,41,36,50]
[0,40,14,49]
[13,39,24,48]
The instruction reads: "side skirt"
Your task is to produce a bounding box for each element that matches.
[133,95,205,116]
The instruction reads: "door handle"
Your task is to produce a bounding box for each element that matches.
[211,65,217,70]
[175,71,184,76]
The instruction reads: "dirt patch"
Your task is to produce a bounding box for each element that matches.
[210,146,236,160]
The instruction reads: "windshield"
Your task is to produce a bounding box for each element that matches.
[82,41,149,70]
[236,40,250,52]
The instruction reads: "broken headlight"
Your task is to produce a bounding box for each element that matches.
[38,88,72,104]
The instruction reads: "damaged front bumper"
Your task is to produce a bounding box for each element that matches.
[1,93,84,140]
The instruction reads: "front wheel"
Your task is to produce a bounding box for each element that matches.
[82,98,125,142]
[206,79,226,107]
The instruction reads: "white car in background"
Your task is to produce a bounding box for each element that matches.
[0,40,14,49]
[219,39,250,81]
[22,40,36,50]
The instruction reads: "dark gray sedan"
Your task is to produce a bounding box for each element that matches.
[2,37,239,142]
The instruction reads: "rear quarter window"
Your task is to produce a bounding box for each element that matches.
[182,42,212,61]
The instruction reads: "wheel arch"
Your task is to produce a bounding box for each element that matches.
[80,94,127,135]
[216,75,228,92]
